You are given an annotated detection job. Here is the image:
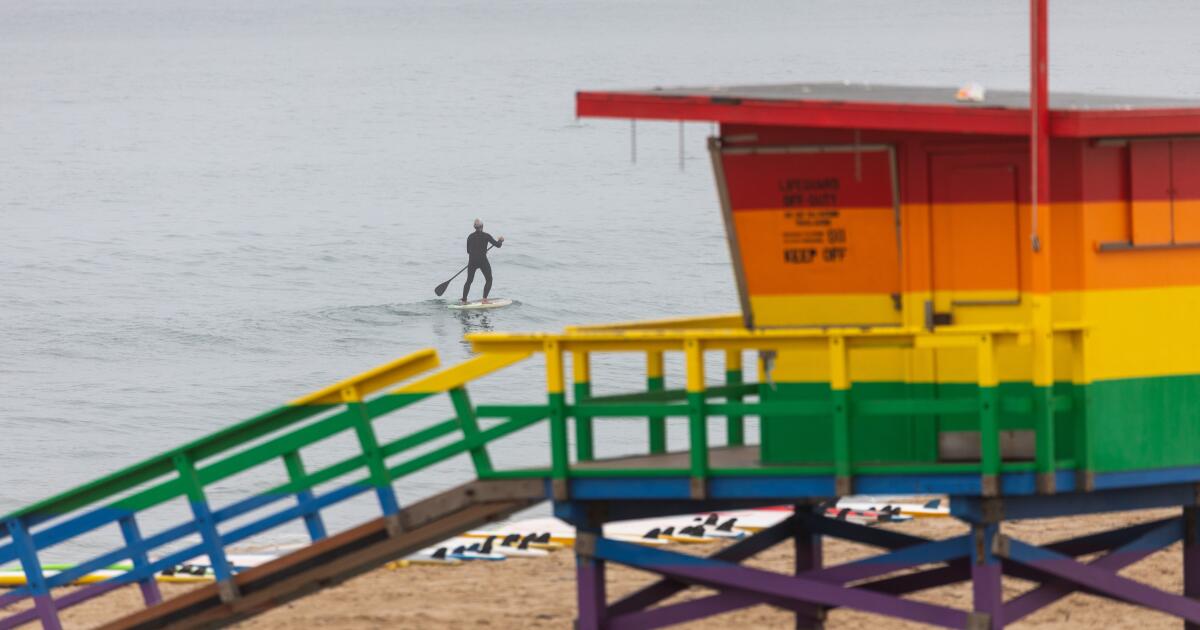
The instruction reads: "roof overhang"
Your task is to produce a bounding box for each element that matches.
[576,86,1200,139]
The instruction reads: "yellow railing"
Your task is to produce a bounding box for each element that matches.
[469,319,1088,496]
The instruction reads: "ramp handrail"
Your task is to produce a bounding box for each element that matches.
[0,347,539,629]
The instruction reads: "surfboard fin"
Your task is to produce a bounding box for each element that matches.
[716,518,738,532]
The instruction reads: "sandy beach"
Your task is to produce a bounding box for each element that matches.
[3,507,1191,629]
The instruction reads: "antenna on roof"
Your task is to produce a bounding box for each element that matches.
[631,120,637,164]
[854,129,862,182]
[679,121,685,171]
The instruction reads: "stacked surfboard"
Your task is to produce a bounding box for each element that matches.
[0,554,279,587]
[0,498,945,581]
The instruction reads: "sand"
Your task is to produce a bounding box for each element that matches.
[2,508,1191,629]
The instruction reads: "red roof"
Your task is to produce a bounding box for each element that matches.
[576,83,1200,138]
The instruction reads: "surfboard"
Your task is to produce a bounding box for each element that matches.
[448,298,512,310]
[0,568,214,586]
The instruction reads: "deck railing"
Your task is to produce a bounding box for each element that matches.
[468,320,1089,498]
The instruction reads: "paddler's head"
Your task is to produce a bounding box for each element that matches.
[473,218,483,231]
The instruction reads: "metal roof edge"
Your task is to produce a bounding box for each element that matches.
[577,91,1200,139]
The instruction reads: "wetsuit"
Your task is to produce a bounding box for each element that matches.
[462,230,502,301]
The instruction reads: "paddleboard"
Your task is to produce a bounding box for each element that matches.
[0,568,213,587]
[448,298,512,310]
[389,547,463,568]
[836,496,948,518]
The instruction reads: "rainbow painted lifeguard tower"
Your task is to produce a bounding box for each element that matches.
[7,3,1200,629]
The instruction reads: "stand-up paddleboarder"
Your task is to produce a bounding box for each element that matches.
[462,218,503,304]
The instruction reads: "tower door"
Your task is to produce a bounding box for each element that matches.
[928,153,1023,326]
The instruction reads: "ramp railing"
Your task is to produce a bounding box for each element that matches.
[0,347,543,629]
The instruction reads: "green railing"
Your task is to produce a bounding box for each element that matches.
[468,321,1088,497]
[0,347,544,628]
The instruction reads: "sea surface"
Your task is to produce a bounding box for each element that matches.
[3,0,1200,558]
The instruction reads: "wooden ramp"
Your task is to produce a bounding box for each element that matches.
[100,479,545,630]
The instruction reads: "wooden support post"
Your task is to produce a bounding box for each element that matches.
[574,351,595,462]
[647,351,667,454]
[173,452,239,603]
[282,450,328,542]
[725,349,745,447]
[118,515,163,607]
[547,340,570,500]
[685,338,708,499]
[794,506,826,629]
[449,387,494,475]
[977,334,1000,497]
[971,522,1004,629]
[1187,506,1200,630]
[829,336,852,496]
[575,512,608,630]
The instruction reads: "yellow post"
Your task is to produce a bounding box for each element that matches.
[828,335,852,496]
[685,338,708,499]
[573,351,594,461]
[1031,294,1056,495]
[646,350,666,454]
[546,340,569,499]
[976,334,1000,496]
[724,349,745,446]
[1071,328,1092,490]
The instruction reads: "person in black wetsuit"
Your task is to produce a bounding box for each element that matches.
[462,218,504,304]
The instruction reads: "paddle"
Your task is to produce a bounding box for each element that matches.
[434,245,495,296]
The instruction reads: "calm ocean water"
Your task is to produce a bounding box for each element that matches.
[3,0,1200,556]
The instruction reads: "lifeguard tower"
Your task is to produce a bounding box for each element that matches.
[7,3,1200,629]
[576,78,1200,494]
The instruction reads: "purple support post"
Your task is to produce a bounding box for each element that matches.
[118,515,162,607]
[576,525,607,630]
[1186,507,1200,630]
[972,523,1004,629]
[794,505,825,629]
[5,518,62,630]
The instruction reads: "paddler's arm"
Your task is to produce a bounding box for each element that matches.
[488,234,504,248]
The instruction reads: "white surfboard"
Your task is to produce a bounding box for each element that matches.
[448,298,512,310]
